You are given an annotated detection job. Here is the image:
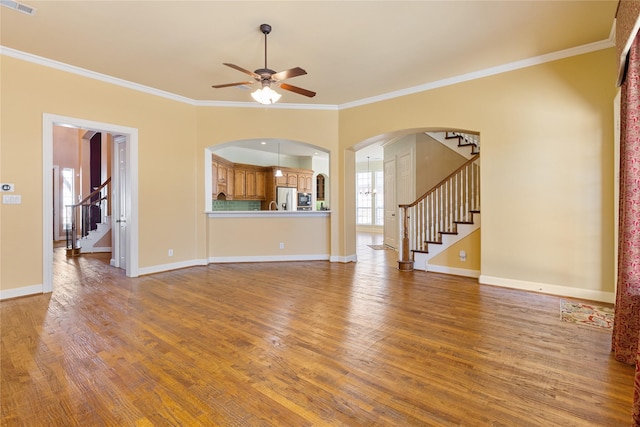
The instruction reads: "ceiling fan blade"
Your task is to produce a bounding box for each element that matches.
[223,63,260,79]
[212,81,254,88]
[271,67,307,82]
[279,83,316,98]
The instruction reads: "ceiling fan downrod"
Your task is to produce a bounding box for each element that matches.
[260,23,272,76]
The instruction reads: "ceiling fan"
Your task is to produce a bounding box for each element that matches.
[212,23,316,104]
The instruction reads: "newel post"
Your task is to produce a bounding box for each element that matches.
[397,205,414,271]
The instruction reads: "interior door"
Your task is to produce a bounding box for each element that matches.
[112,136,127,269]
[384,158,397,248]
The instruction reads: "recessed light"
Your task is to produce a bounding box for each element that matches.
[261,141,266,145]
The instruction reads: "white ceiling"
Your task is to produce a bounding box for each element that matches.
[0,0,618,159]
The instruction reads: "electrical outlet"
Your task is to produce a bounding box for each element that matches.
[459,250,466,262]
[168,249,174,257]
[279,242,284,249]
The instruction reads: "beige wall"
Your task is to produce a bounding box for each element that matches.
[195,107,341,262]
[415,133,468,197]
[340,48,617,298]
[430,229,481,271]
[0,55,198,291]
[208,215,329,259]
[0,46,618,301]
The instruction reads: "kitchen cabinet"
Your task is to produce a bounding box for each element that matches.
[212,154,234,200]
[297,173,313,193]
[211,153,312,208]
[247,170,266,199]
[287,173,298,188]
[231,164,267,201]
[234,169,246,199]
[262,166,314,209]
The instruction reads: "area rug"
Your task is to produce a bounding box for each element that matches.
[368,244,390,250]
[560,300,614,330]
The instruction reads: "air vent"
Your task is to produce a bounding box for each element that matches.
[1,0,36,15]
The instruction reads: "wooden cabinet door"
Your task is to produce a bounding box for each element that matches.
[275,173,288,187]
[297,174,312,193]
[217,164,227,184]
[287,173,298,188]
[255,171,266,199]
[245,170,256,198]
[234,169,246,199]
[227,167,234,199]
[211,161,218,198]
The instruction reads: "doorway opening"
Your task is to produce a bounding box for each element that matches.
[43,114,139,293]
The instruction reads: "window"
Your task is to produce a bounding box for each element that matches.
[62,168,74,230]
[356,170,384,226]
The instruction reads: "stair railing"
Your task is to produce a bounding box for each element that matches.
[398,156,480,270]
[65,177,111,255]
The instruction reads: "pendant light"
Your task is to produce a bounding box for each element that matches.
[361,156,376,196]
[275,143,283,177]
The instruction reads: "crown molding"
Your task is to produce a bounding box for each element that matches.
[194,99,337,110]
[1,36,615,112]
[338,37,615,110]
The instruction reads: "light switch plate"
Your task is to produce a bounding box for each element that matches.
[3,195,21,204]
[1,183,14,192]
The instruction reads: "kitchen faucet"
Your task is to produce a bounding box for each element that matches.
[268,200,277,211]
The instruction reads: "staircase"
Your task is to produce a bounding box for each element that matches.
[426,131,480,158]
[66,178,112,256]
[77,216,112,253]
[398,132,480,274]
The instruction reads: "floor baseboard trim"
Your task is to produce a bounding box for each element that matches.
[138,259,208,276]
[331,254,357,263]
[426,265,480,278]
[479,275,615,303]
[208,254,330,264]
[0,284,44,300]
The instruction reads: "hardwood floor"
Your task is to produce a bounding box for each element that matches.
[1,234,634,426]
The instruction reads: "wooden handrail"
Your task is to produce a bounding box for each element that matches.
[399,155,479,209]
[72,177,111,207]
[65,177,111,255]
[397,154,480,271]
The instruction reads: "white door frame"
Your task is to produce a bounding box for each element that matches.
[43,114,139,292]
[52,165,61,241]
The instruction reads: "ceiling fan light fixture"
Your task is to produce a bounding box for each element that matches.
[251,86,281,105]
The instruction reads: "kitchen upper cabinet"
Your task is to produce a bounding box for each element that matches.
[253,171,266,199]
[211,153,314,208]
[234,169,246,199]
[246,170,266,200]
[287,173,298,188]
[212,154,234,200]
[275,172,288,187]
[297,173,313,193]
[231,164,267,200]
[211,161,218,197]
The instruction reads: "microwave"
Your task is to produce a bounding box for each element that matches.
[297,192,312,210]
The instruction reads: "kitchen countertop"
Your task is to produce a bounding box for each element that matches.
[207,210,331,218]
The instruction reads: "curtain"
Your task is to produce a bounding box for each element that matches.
[612,28,640,425]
